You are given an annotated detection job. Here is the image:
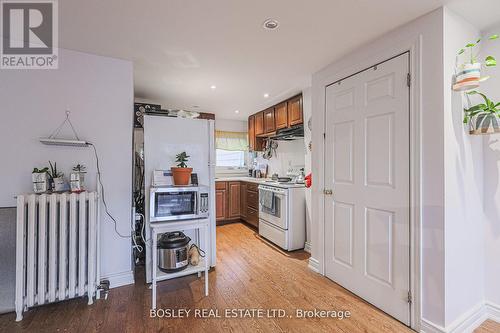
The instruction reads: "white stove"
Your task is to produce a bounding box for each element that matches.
[257,183,305,251]
[261,180,305,189]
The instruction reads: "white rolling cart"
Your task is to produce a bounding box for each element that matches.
[150,218,210,309]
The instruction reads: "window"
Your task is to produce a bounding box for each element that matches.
[215,130,248,169]
[216,149,246,167]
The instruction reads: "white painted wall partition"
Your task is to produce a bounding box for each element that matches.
[479,21,500,317]
[311,8,446,330]
[0,48,134,288]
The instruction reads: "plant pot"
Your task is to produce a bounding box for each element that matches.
[53,177,66,192]
[32,173,48,193]
[469,113,500,135]
[171,167,193,185]
[70,172,86,192]
[453,63,481,91]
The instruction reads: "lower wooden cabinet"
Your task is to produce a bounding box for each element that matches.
[215,182,227,222]
[228,182,241,218]
[216,180,259,228]
[240,183,247,219]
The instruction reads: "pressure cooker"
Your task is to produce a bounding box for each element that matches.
[157,232,191,272]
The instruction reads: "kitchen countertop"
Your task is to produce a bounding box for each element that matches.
[215,176,267,184]
[215,176,305,188]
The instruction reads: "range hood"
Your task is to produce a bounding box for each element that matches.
[271,125,304,141]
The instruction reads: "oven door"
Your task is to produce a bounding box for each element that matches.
[150,189,198,222]
[258,186,288,229]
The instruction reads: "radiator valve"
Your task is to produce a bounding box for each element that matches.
[98,280,110,300]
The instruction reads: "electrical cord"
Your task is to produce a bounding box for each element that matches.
[90,143,132,239]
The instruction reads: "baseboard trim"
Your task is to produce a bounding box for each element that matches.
[485,301,500,322]
[304,241,311,253]
[420,301,500,333]
[102,270,135,289]
[308,257,319,273]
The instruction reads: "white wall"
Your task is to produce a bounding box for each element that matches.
[0,48,134,287]
[215,118,247,132]
[480,22,500,308]
[443,8,486,327]
[311,8,447,328]
[303,88,313,251]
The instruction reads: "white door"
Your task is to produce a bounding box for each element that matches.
[324,53,410,324]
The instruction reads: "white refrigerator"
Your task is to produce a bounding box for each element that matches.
[143,115,216,283]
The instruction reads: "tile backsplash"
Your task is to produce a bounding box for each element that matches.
[253,139,306,177]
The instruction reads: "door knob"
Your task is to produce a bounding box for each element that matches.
[323,189,333,195]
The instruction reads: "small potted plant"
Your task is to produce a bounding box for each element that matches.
[70,163,86,193]
[464,91,500,134]
[32,167,49,193]
[453,34,498,91]
[171,152,192,185]
[48,161,65,192]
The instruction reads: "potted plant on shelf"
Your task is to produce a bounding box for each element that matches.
[48,161,65,192]
[171,152,192,185]
[464,91,500,134]
[453,34,498,91]
[70,163,86,193]
[32,167,49,193]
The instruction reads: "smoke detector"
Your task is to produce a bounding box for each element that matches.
[263,18,279,30]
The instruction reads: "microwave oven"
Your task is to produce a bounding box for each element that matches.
[149,185,209,222]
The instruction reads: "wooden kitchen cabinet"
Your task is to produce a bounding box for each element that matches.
[240,183,247,219]
[248,115,255,151]
[247,93,303,152]
[287,95,303,126]
[216,189,227,222]
[215,180,259,229]
[254,111,264,135]
[263,107,275,133]
[228,182,241,218]
[274,102,288,130]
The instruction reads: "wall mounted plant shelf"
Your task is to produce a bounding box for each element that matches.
[453,34,500,135]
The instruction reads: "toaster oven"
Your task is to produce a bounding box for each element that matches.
[149,185,209,222]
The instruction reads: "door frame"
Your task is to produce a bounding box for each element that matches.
[312,37,422,330]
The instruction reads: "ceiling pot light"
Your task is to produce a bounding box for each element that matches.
[264,93,269,98]
[263,18,279,30]
[235,110,240,114]
[210,85,216,90]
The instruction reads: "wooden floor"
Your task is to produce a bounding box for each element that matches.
[0,222,496,333]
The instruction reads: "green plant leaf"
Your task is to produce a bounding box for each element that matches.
[467,90,479,95]
[489,34,499,40]
[485,55,497,66]
[466,43,476,48]
[476,38,482,43]
[458,48,465,55]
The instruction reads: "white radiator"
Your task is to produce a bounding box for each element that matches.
[15,192,100,321]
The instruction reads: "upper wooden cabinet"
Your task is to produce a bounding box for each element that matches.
[248,115,255,151]
[274,102,288,130]
[263,108,275,133]
[254,111,264,135]
[287,95,303,126]
[247,93,302,151]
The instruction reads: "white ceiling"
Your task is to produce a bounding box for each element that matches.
[58,0,500,120]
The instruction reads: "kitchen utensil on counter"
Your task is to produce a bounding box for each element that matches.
[295,168,305,184]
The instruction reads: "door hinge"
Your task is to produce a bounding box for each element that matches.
[407,290,412,304]
[323,132,326,139]
[407,73,411,87]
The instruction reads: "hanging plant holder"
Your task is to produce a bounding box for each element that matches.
[40,110,90,147]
